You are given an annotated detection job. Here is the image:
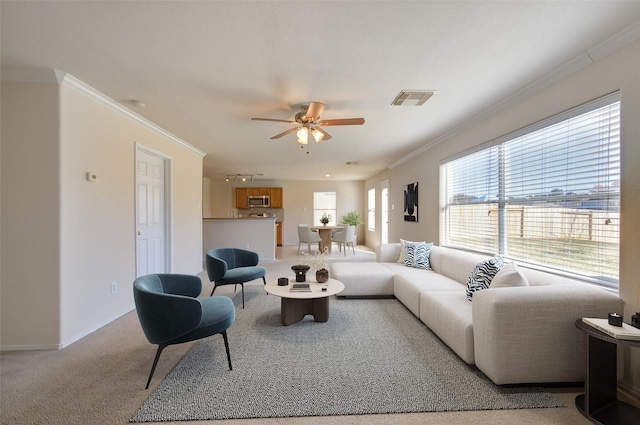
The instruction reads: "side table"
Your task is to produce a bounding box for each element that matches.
[575,319,640,424]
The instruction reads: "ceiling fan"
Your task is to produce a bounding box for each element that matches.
[251,102,365,145]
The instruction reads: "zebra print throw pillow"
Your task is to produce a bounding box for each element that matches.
[404,242,433,270]
[466,255,504,301]
[398,239,425,263]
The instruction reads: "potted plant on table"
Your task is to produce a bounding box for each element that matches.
[320,212,332,226]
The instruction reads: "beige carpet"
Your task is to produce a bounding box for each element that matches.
[1,245,594,425]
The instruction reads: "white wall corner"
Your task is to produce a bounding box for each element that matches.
[388,20,640,170]
[56,71,206,157]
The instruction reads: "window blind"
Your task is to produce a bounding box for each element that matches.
[440,94,620,288]
[313,191,336,226]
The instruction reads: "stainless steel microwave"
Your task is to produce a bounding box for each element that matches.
[248,195,270,207]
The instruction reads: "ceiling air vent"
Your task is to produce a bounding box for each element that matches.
[392,90,435,106]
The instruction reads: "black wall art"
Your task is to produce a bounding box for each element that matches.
[404,182,418,222]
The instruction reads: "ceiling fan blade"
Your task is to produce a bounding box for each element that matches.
[252,117,297,123]
[318,118,365,126]
[304,102,326,122]
[314,126,332,141]
[270,127,299,139]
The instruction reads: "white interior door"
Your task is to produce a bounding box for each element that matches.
[381,180,389,244]
[136,148,169,277]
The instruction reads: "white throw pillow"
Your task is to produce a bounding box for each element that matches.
[404,242,433,270]
[490,262,529,288]
[398,239,425,263]
[466,255,504,301]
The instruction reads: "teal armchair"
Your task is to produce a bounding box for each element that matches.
[206,248,267,308]
[133,273,235,389]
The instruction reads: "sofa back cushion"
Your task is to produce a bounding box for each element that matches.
[376,243,401,262]
[377,243,586,288]
[430,246,491,285]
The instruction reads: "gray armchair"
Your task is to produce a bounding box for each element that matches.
[133,273,235,389]
[206,248,267,308]
[297,224,321,254]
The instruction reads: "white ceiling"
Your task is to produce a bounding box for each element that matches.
[2,1,639,181]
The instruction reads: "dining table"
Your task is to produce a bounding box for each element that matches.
[310,225,344,254]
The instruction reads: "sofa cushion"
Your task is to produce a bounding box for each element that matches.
[391,265,464,316]
[420,291,475,364]
[330,262,395,297]
[429,246,490,285]
[490,262,529,288]
[376,243,401,263]
[466,256,504,301]
[404,242,433,270]
[398,239,425,263]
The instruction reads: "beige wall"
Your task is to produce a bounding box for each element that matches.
[206,179,365,246]
[366,39,640,393]
[1,80,62,348]
[1,73,205,349]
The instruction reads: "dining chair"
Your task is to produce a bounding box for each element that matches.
[332,225,356,256]
[297,224,321,254]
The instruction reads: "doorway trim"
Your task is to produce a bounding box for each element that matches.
[135,143,172,276]
[381,179,389,244]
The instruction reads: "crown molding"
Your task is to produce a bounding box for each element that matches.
[56,71,205,157]
[2,69,206,157]
[389,20,640,170]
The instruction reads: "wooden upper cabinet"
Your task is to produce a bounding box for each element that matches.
[270,188,283,208]
[248,188,270,196]
[236,187,283,208]
[235,188,249,208]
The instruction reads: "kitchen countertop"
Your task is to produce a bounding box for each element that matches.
[203,217,282,223]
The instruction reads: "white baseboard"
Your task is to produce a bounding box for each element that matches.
[59,306,135,348]
[0,343,62,351]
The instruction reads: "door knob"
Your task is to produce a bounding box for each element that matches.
[137,231,141,235]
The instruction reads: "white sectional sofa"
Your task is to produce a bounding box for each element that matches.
[330,242,622,385]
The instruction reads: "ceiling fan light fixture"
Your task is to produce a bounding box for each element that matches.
[296,128,309,144]
[312,129,324,142]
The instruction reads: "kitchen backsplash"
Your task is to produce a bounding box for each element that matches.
[235,208,284,222]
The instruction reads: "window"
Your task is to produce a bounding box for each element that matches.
[440,93,620,289]
[313,191,336,225]
[368,188,376,231]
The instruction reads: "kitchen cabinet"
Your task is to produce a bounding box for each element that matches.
[270,188,283,208]
[276,222,283,246]
[235,188,249,208]
[236,187,283,208]
[248,188,270,196]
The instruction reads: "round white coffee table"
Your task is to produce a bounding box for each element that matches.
[264,277,344,326]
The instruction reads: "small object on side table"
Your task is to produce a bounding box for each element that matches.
[608,312,623,327]
[291,265,310,282]
[277,277,289,286]
[631,312,640,329]
[316,268,329,283]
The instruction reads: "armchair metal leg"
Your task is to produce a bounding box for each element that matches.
[146,344,167,389]
[241,283,244,309]
[210,284,217,297]
[222,330,232,370]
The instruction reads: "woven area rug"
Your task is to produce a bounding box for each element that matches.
[131,285,564,422]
